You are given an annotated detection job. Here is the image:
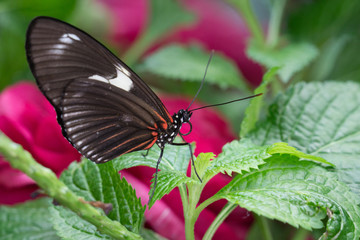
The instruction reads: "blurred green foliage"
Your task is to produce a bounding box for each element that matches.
[286,0,360,82]
[0,0,78,89]
[0,0,111,90]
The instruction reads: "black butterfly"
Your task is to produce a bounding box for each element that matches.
[26,16,260,202]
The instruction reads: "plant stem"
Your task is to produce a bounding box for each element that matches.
[226,0,265,44]
[184,182,205,240]
[203,203,237,240]
[292,228,309,240]
[254,214,273,240]
[0,132,142,240]
[193,195,220,220]
[122,34,152,66]
[267,0,287,47]
[179,183,190,235]
[185,191,197,239]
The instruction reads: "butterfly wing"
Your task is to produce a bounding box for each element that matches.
[26,16,171,163]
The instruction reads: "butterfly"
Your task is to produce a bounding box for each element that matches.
[26,16,261,202]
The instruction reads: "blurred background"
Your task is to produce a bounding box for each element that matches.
[1,0,360,239]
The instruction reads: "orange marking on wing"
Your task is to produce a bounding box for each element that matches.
[103,133,155,155]
[96,123,117,132]
[98,128,127,144]
[147,124,157,131]
[151,110,169,130]
[143,137,157,150]
[122,137,156,154]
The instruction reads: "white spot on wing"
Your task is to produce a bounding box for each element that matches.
[110,67,133,91]
[118,65,131,77]
[88,64,134,92]
[53,44,67,49]
[48,49,65,55]
[59,33,81,44]
[88,74,108,83]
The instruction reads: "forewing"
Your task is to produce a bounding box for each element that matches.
[25,16,172,122]
[25,16,170,162]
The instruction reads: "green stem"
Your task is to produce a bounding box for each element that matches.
[121,34,152,66]
[184,183,203,240]
[203,203,237,240]
[193,195,220,221]
[179,184,194,240]
[254,214,273,240]
[0,132,142,240]
[267,0,287,47]
[226,0,265,44]
[179,184,189,225]
[292,228,309,240]
[270,75,284,96]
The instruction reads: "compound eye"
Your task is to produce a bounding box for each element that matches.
[180,122,192,136]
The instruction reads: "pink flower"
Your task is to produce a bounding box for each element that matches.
[100,0,263,85]
[0,82,81,205]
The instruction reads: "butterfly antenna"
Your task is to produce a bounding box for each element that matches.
[189,93,263,112]
[187,50,215,110]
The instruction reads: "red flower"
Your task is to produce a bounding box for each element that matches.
[0,82,81,205]
[100,0,263,85]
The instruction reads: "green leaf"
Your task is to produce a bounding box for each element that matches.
[0,198,59,240]
[268,142,333,166]
[207,139,328,180]
[50,206,111,240]
[216,156,360,239]
[286,0,360,83]
[247,41,318,83]
[113,143,191,174]
[287,0,360,43]
[140,229,167,240]
[193,152,214,180]
[308,35,351,81]
[248,81,360,197]
[207,139,269,178]
[123,0,195,64]
[326,35,360,82]
[0,0,77,90]
[240,67,279,137]
[137,44,246,90]
[1,0,77,19]
[146,0,194,44]
[60,160,145,233]
[148,171,196,208]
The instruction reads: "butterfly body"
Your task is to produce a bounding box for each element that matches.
[156,109,192,149]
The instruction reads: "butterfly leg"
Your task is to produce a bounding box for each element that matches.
[142,149,150,158]
[148,147,164,205]
[185,142,202,183]
[171,138,202,183]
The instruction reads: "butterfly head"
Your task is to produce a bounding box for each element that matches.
[174,109,192,124]
[179,109,192,122]
[171,109,193,136]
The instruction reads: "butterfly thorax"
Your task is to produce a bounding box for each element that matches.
[156,109,192,148]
